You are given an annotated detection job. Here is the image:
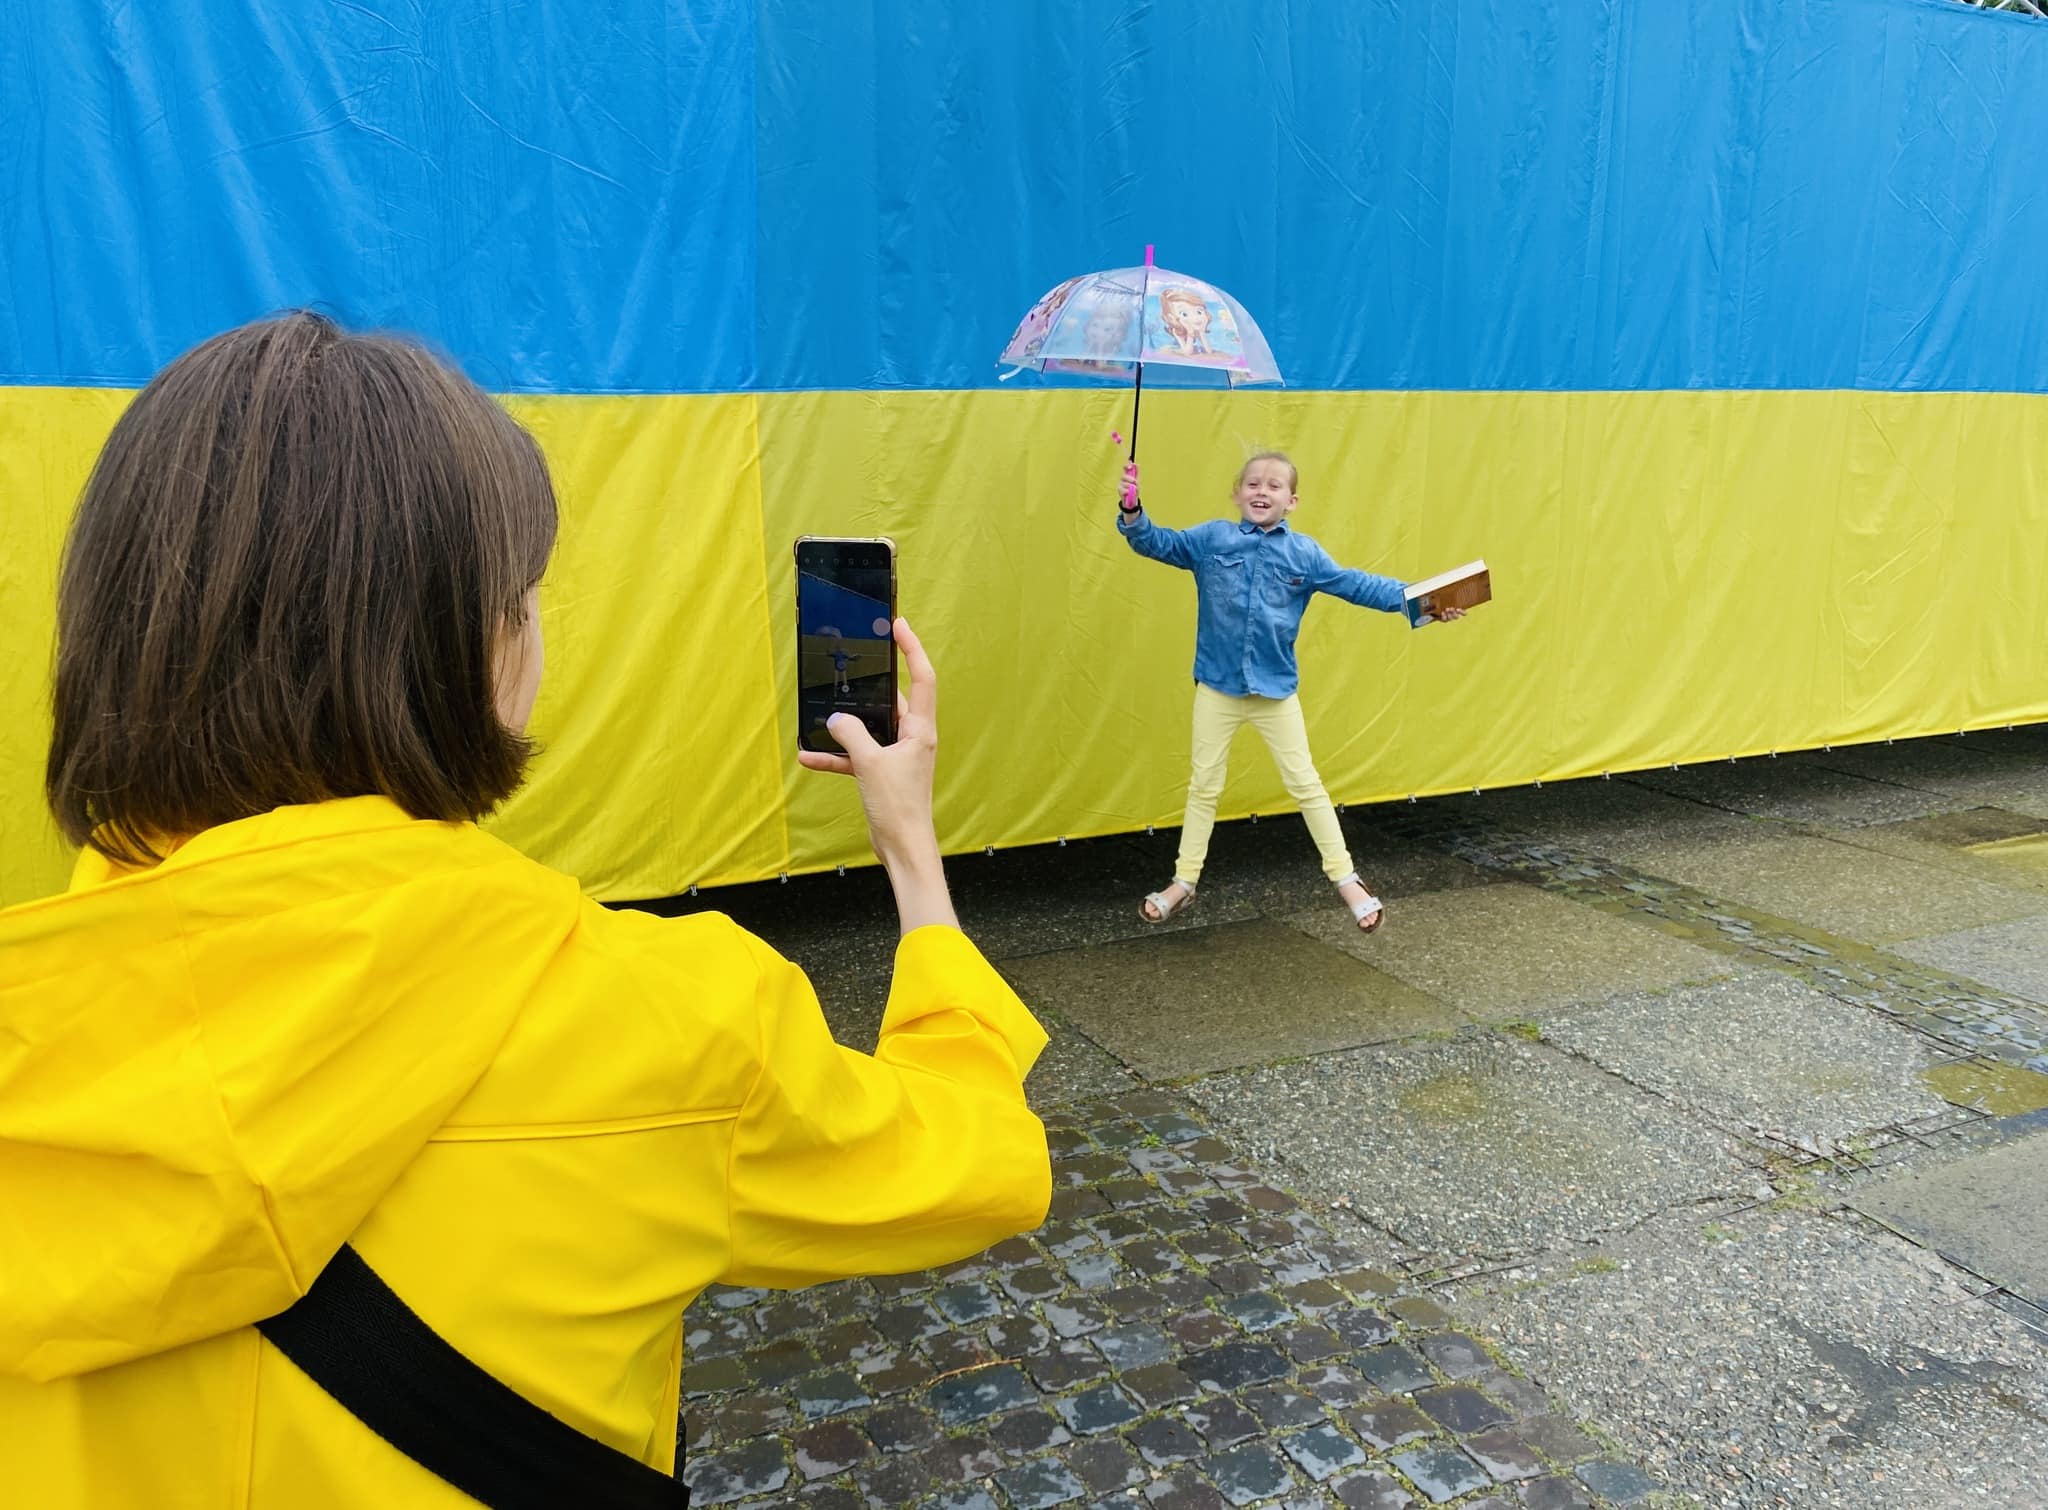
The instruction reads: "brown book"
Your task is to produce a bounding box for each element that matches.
[1404,559,1491,626]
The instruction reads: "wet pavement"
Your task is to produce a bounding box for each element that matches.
[680,1092,1631,1509]
[647,730,2048,1508]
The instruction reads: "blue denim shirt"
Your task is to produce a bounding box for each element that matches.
[1119,509,1406,698]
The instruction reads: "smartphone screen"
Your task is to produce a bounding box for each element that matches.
[795,536,898,753]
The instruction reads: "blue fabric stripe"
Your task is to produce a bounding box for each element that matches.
[3,0,2043,395]
[0,0,756,392]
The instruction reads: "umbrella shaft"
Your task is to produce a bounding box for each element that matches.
[1129,362,1143,463]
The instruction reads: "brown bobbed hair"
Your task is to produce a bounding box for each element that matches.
[46,311,559,866]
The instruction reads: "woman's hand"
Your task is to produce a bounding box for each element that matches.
[798,618,957,933]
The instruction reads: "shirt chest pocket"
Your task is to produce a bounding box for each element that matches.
[1201,555,1247,592]
[1266,569,1307,604]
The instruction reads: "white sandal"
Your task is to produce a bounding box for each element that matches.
[1334,872,1384,933]
[1141,880,1197,924]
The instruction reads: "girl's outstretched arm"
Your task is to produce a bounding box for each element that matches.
[1307,543,1406,612]
[1114,462,1208,571]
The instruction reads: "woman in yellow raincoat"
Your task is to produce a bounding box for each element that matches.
[0,312,1052,1507]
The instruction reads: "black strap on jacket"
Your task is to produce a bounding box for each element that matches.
[256,1243,688,1509]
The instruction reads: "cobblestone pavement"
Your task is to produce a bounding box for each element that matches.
[681,1089,1654,1509]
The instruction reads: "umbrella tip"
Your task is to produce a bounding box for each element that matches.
[1143,243,1155,266]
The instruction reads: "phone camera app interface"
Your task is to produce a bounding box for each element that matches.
[799,549,893,747]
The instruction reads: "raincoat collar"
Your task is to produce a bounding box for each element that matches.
[71,796,447,892]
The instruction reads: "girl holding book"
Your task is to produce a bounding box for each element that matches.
[1115,452,1464,931]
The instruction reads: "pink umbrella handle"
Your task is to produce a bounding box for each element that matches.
[1109,435,1139,507]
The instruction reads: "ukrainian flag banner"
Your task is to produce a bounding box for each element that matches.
[5,0,2046,906]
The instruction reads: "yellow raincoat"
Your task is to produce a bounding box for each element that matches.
[0,796,1052,1507]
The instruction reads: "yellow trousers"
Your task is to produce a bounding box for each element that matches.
[1175,684,1354,887]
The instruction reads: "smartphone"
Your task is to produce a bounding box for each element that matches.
[795,536,898,754]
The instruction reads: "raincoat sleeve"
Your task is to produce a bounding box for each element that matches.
[722,924,1052,1286]
[1117,508,1210,571]
[1307,542,1406,612]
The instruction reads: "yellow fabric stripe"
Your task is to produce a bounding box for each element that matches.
[4,385,2045,907]
[488,394,785,894]
[0,388,136,908]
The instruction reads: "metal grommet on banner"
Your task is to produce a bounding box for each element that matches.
[1601,771,1611,780]
[687,884,698,897]
[836,864,846,877]
[984,845,995,857]
[1145,824,1155,836]
[1533,779,1542,789]
[1407,794,1417,804]
[778,872,789,885]
[1057,836,1067,847]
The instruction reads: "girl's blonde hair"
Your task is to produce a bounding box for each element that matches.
[1236,450,1298,492]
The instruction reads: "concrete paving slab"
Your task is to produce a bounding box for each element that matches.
[1001,921,1466,1081]
[1969,832,2048,877]
[1458,1206,2048,1510]
[1805,737,2048,820]
[1893,916,2048,1009]
[1188,813,1497,923]
[1852,1130,2048,1310]
[1628,754,1967,828]
[1960,724,2048,760]
[1820,808,2048,903]
[1603,828,2048,945]
[1809,736,2041,788]
[1861,806,2048,851]
[1540,975,1950,1154]
[1287,884,1738,1023]
[1188,1036,1759,1258]
[948,832,1262,962]
[1438,778,1754,855]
